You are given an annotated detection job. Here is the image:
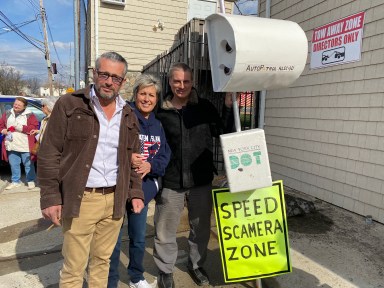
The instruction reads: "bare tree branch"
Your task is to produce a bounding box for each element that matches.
[0,62,26,95]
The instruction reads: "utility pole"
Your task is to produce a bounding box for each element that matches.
[74,0,80,90]
[40,0,53,95]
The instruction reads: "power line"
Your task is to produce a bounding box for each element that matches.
[46,18,63,68]
[234,0,258,16]
[0,19,38,35]
[234,1,243,15]
[0,11,44,53]
[24,0,40,13]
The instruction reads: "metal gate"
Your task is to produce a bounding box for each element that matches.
[142,18,258,171]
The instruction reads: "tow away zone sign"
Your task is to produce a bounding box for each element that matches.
[310,11,365,69]
[213,181,291,283]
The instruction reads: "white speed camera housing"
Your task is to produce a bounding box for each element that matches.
[206,13,308,92]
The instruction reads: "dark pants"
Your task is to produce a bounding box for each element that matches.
[153,184,213,273]
[108,204,149,287]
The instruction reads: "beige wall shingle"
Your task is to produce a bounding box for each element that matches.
[259,0,384,223]
[88,0,190,72]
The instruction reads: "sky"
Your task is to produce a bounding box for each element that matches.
[233,0,258,16]
[0,0,256,87]
[0,0,74,85]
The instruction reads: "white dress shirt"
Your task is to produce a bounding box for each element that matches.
[86,86,125,187]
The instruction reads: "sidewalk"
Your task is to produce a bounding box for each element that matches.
[0,180,383,288]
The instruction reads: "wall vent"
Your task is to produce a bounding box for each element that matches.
[101,0,125,6]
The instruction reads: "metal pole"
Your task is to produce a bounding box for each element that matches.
[232,92,241,132]
[73,0,80,90]
[40,0,53,95]
[258,90,266,129]
[219,0,226,13]
[259,0,271,129]
[223,2,262,287]
[219,0,242,132]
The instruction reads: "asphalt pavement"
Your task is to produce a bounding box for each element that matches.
[0,169,383,288]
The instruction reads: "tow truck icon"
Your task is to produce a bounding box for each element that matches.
[322,47,345,64]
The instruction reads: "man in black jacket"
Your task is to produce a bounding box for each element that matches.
[154,63,233,288]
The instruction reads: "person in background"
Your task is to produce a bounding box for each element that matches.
[30,96,59,153]
[154,63,233,288]
[0,97,38,190]
[108,74,171,288]
[38,51,144,288]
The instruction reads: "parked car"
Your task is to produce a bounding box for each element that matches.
[0,95,45,164]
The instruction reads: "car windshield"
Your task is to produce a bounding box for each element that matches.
[26,105,45,122]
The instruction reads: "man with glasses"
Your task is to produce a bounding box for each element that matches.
[38,51,144,288]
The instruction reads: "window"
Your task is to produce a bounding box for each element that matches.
[187,0,217,21]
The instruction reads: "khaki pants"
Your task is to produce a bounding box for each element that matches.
[60,191,123,288]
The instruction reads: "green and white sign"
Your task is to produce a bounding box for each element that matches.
[220,129,272,192]
[213,181,291,283]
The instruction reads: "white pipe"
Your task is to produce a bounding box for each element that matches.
[219,0,225,13]
[201,24,205,58]
[251,92,257,129]
[219,0,241,132]
[219,0,242,132]
[258,0,271,129]
[95,0,99,59]
[232,92,241,132]
[258,90,266,129]
[266,0,271,18]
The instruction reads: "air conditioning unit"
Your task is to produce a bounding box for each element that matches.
[101,0,125,6]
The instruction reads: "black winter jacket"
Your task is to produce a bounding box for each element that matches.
[156,89,233,189]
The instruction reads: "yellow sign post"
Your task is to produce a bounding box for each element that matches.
[212,180,291,283]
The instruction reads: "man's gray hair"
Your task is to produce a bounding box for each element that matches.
[132,74,162,100]
[95,52,128,75]
[168,62,193,80]
[41,96,59,112]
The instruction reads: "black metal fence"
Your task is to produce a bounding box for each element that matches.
[142,18,258,171]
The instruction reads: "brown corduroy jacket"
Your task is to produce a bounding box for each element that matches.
[38,87,143,218]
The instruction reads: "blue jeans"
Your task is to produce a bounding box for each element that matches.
[8,151,36,183]
[108,204,149,288]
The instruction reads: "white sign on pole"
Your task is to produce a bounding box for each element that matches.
[310,11,365,69]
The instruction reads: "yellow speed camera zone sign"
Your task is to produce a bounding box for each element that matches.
[212,181,291,283]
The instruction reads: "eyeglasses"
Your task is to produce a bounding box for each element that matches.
[95,70,125,85]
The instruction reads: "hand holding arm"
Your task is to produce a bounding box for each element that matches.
[135,161,151,179]
[30,129,40,135]
[131,153,144,168]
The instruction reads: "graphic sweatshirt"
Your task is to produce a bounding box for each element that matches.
[129,102,171,205]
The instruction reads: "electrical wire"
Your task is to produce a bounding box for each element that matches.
[234,0,258,16]
[0,11,44,53]
[46,18,63,68]
[0,19,37,35]
[234,1,243,15]
[24,0,40,13]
